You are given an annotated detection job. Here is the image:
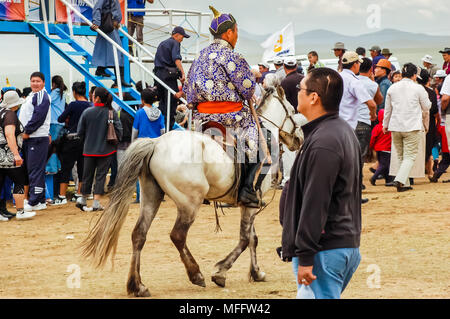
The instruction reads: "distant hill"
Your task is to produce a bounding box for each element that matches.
[295,28,449,51]
[141,23,448,58]
[236,28,449,63]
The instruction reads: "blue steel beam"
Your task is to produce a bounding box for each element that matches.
[28,23,136,117]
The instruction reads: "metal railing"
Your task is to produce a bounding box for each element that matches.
[127,8,213,59]
[58,0,188,132]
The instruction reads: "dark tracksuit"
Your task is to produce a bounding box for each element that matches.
[22,91,51,206]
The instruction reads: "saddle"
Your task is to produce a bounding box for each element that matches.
[200,121,236,152]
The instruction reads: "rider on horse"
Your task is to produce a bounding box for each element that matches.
[183,6,266,208]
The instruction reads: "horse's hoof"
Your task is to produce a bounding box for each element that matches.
[211,274,226,287]
[191,273,206,287]
[134,285,151,297]
[251,271,266,282]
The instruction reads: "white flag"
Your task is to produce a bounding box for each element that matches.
[260,22,295,62]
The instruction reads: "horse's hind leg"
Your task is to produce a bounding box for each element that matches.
[249,224,266,282]
[212,206,257,287]
[127,174,164,297]
[170,203,206,287]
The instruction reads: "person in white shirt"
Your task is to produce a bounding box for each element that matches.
[274,57,287,83]
[383,63,432,192]
[18,72,52,212]
[356,58,384,159]
[440,75,450,142]
[339,51,377,129]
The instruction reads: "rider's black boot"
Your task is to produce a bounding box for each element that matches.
[238,161,268,208]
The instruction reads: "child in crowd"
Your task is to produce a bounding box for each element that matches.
[172,104,188,131]
[369,109,393,185]
[132,87,164,141]
[131,87,163,203]
[390,70,402,83]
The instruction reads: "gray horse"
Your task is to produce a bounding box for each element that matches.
[82,87,306,297]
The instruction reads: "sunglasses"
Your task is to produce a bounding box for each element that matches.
[296,84,320,96]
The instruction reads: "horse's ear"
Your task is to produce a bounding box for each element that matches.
[276,85,285,100]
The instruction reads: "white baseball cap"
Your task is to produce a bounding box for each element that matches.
[258,62,270,69]
[434,70,447,78]
[422,55,433,64]
[273,57,284,65]
[283,56,298,67]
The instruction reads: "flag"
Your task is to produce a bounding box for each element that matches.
[0,0,25,21]
[260,22,295,62]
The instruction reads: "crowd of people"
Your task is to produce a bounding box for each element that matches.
[251,44,450,198]
[1,0,450,299]
[0,70,190,221]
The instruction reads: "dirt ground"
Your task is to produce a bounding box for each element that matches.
[1,165,449,299]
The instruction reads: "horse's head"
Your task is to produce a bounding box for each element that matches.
[257,86,306,152]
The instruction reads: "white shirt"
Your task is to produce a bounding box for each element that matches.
[18,89,51,138]
[339,69,372,129]
[357,75,378,125]
[275,67,287,83]
[383,78,431,132]
[441,75,450,96]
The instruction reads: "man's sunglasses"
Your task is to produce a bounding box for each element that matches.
[296,84,320,96]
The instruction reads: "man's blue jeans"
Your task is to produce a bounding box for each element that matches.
[292,248,361,299]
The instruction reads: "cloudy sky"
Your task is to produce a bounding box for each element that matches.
[155,0,450,36]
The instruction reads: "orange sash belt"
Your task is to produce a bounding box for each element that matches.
[197,101,243,114]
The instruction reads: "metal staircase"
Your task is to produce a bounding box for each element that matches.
[28,22,140,116]
[26,0,189,130]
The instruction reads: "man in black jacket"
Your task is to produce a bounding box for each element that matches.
[281,68,362,299]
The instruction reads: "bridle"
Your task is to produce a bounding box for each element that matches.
[256,90,299,145]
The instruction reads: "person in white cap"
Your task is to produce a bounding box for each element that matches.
[281,56,304,109]
[274,57,287,82]
[279,56,305,189]
[258,62,272,84]
[422,55,439,85]
[0,91,36,221]
[339,52,377,204]
[433,70,448,89]
[339,51,377,129]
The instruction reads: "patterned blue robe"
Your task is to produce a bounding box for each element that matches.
[183,39,258,160]
[91,0,124,67]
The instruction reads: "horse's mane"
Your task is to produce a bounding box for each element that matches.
[259,85,286,112]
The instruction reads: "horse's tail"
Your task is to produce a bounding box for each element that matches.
[81,138,158,268]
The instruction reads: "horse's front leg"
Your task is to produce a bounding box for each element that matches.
[211,206,257,287]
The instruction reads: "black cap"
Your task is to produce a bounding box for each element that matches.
[439,47,450,54]
[172,26,190,38]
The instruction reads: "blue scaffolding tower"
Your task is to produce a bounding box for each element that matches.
[0,20,140,117]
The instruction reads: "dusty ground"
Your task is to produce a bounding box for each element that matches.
[1,165,449,299]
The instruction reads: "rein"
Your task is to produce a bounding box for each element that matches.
[257,92,298,144]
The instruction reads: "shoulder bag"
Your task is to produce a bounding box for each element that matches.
[0,108,19,168]
[107,109,119,145]
[99,0,114,34]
